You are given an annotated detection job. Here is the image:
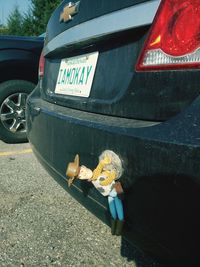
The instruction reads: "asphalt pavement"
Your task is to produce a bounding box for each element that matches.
[0,141,163,267]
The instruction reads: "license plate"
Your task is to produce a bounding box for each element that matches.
[55,52,99,97]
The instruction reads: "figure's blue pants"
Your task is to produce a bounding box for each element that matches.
[108,189,124,221]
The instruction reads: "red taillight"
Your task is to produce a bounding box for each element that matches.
[39,52,45,77]
[136,0,200,71]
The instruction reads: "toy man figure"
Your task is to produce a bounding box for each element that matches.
[66,150,124,235]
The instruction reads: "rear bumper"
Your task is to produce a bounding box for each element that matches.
[26,86,200,264]
[27,89,200,186]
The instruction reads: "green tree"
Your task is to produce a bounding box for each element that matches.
[0,24,9,35]
[21,10,34,36]
[7,6,24,36]
[30,0,61,35]
[5,0,62,36]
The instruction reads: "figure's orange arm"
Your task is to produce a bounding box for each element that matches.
[92,161,104,180]
[100,170,116,186]
[92,155,112,181]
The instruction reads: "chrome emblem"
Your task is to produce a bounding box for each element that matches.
[60,1,80,23]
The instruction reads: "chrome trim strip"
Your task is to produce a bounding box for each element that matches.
[44,0,160,56]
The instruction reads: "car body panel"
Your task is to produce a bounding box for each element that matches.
[0,35,43,50]
[27,0,200,265]
[46,0,156,42]
[27,88,200,264]
[0,35,44,83]
[41,0,200,121]
[45,0,159,53]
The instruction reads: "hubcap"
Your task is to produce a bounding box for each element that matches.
[0,93,28,134]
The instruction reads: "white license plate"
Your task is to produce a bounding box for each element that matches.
[55,52,99,97]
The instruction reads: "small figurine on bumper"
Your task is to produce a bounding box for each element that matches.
[66,150,124,235]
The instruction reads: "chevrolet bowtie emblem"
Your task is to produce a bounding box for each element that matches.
[60,1,80,23]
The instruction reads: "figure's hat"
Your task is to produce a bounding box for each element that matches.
[66,154,80,186]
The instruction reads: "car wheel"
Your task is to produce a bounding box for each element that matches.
[0,80,35,143]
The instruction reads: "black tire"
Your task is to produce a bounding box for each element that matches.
[0,80,35,143]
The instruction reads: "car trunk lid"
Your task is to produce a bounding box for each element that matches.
[40,0,200,121]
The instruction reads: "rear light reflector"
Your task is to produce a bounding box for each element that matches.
[136,0,200,71]
[39,52,45,77]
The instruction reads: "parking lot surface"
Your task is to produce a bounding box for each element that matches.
[0,141,162,267]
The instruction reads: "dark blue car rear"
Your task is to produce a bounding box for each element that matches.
[27,1,200,266]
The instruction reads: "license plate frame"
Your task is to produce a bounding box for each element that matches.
[55,52,99,98]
